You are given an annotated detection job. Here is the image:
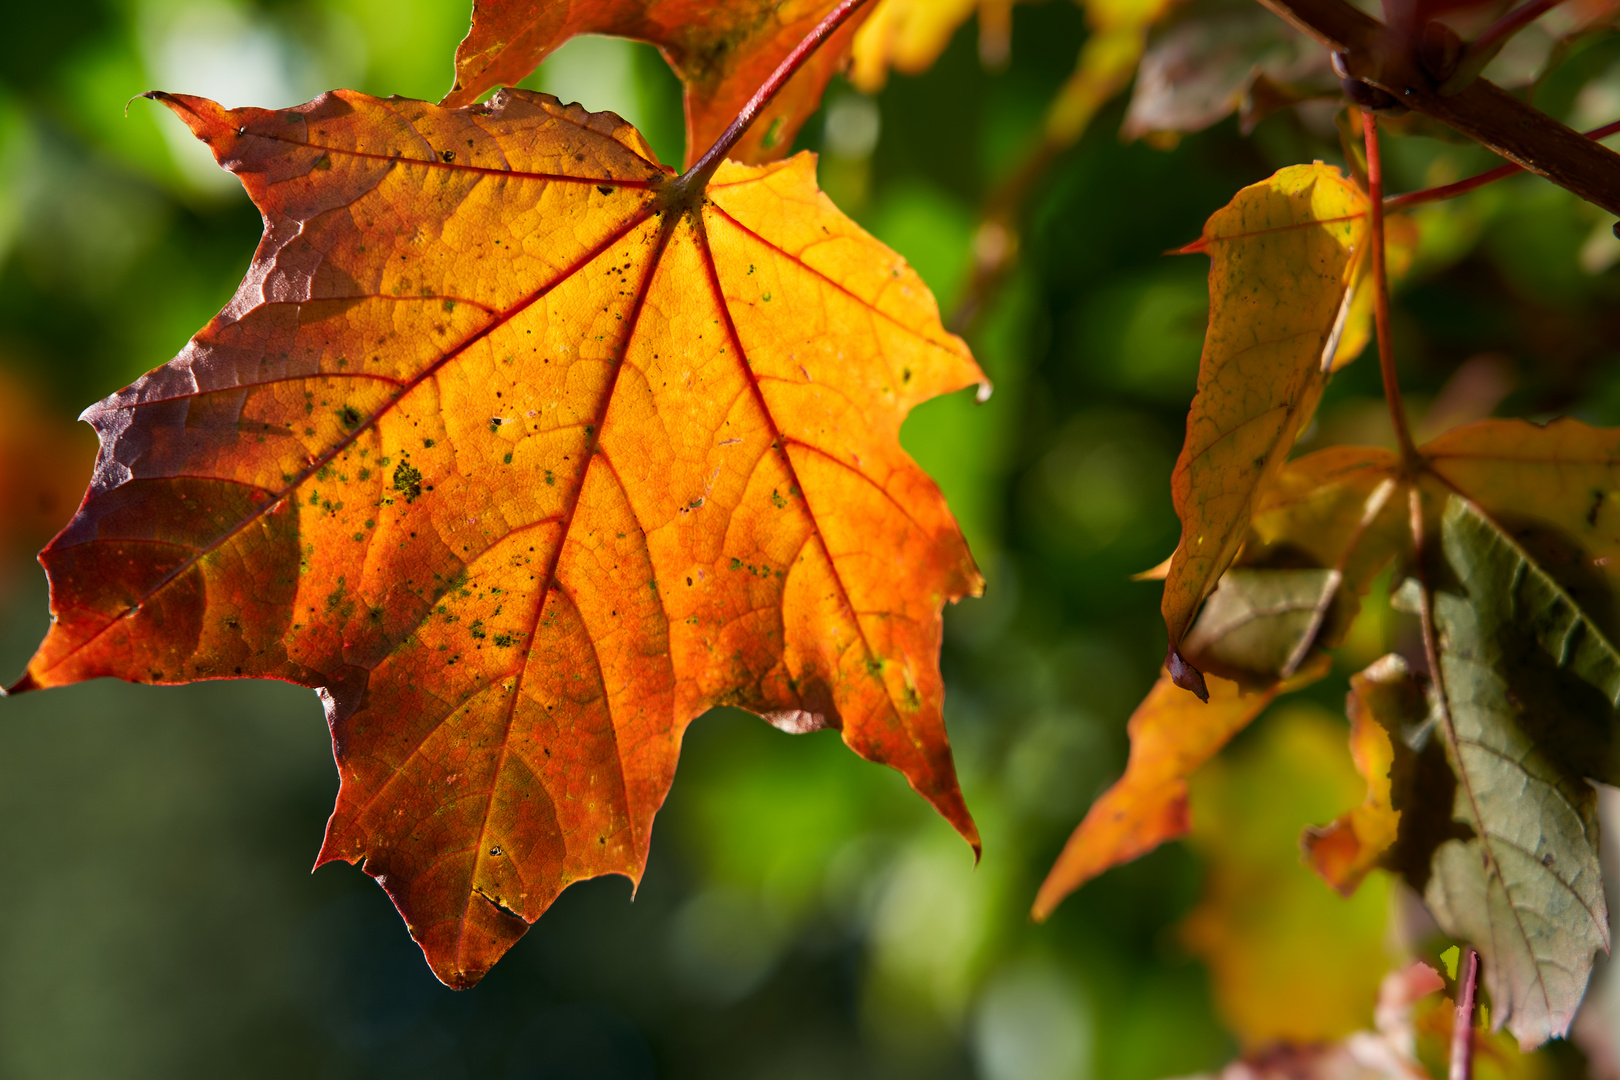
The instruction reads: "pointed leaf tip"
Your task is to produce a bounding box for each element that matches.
[1167,648,1209,701]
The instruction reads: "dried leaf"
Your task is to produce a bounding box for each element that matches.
[15,89,984,987]
[1304,654,1417,895]
[1162,163,1368,687]
[443,0,874,167]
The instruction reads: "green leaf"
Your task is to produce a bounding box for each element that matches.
[1399,495,1615,1049]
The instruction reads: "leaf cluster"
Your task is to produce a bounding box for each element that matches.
[7,0,1620,1073]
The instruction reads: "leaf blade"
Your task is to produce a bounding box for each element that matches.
[1409,495,1614,1048]
[1162,163,1367,678]
[443,0,873,167]
[20,88,983,987]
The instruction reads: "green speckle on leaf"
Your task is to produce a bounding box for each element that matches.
[393,461,423,502]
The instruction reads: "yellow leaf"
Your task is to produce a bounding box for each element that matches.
[1162,163,1368,689]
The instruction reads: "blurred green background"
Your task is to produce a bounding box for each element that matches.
[1,1,1619,1077]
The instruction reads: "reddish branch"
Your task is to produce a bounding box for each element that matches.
[1451,947,1479,1080]
[673,0,874,196]
[1387,117,1620,209]
[1363,112,1420,464]
[1251,0,1620,214]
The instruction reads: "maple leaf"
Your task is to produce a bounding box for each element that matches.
[1162,162,1368,697]
[1396,495,1613,1050]
[443,0,874,167]
[1052,414,1620,1046]
[12,87,984,988]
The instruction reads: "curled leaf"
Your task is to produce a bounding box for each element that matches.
[1303,653,1417,895]
[1162,163,1367,683]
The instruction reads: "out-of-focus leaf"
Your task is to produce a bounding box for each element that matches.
[0,371,95,579]
[850,0,1007,89]
[1400,495,1614,1049]
[1411,990,1553,1080]
[1181,706,1393,1047]
[442,0,874,166]
[1030,658,1326,919]
[1244,446,1404,590]
[1120,0,1331,144]
[1181,961,1447,1079]
[1162,164,1368,695]
[854,0,1174,148]
[15,88,985,988]
[1304,654,1416,895]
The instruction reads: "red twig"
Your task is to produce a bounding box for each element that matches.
[1363,111,1419,465]
[1472,0,1569,65]
[1386,118,1620,210]
[1451,947,1479,1080]
[671,0,874,197]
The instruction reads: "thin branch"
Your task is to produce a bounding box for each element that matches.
[1451,947,1479,1080]
[1471,0,1569,69]
[1386,117,1620,209]
[670,0,875,199]
[1249,0,1620,215]
[1364,111,1420,465]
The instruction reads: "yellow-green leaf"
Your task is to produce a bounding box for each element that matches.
[1162,163,1367,694]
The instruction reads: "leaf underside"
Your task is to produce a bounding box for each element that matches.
[18,87,984,988]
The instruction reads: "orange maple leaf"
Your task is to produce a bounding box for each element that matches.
[443,0,875,167]
[12,87,984,988]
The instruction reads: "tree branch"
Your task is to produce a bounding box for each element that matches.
[1251,0,1620,215]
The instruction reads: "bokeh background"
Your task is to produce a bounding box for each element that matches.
[2,1,1619,1077]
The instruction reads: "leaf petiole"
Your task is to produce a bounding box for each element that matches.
[1451,946,1479,1080]
[1363,111,1420,467]
[666,0,876,204]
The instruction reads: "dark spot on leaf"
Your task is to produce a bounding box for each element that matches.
[393,461,423,502]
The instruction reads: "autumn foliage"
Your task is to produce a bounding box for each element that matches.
[10,0,1620,1072]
